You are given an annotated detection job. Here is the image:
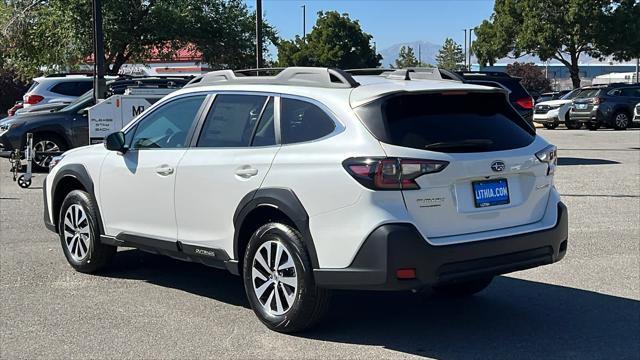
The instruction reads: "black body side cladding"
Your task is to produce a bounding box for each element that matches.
[101,233,233,271]
[42,177,56,232]
[46,164,102,234]
[233,188,319,269]
[314,202,568,290]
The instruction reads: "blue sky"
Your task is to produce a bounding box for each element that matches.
[245,0,495,51]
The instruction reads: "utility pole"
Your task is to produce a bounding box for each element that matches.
[636,58,639,84]
[92,0,106,101]
[301,5,306,41]
[468,28,473,71]
[463,29,467,69]
[255,0,263,70]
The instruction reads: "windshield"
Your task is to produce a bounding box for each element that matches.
[561,89,581,100]
[60,91,93,112]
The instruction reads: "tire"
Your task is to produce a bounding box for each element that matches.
[565,120,581,130]
[612,111,630,130]
[32,134,67,171]
[587,122,600,131]
[432,276,494,297]
[242,223,331,333]
[58,190,116,273]
[543,122,558,129]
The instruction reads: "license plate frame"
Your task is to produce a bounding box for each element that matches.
[472,178,510,208]
[575,103,587,110]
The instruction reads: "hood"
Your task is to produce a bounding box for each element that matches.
[536,99,572,106]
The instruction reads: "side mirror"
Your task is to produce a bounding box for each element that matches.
[104,131,127,153]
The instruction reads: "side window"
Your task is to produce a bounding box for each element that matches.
[197,94,268,148]
[130,95,205,149]
[51,81,92,96]
[251,98,275,146]
[621,87,640,97]
[608,88,623,96]
[280,98,336,144]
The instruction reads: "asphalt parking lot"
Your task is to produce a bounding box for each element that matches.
[1,128,639,359]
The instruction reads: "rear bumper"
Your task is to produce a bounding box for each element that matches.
[570,109,600,123]
[314,202,568,290]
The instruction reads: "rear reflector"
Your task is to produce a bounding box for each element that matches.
[396,268,416,280]
[515,97,534,109]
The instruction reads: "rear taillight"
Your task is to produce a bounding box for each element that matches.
[515,97,534,110]
[24,94,44,105]
[343,157,449,190]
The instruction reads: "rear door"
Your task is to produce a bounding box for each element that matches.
[358,91,552,242]
[174,93,279,253]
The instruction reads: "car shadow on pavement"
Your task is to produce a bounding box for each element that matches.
[98,249,639,359]
[557,157,620,166]
[302,276,640,359]
[99,248,249,308]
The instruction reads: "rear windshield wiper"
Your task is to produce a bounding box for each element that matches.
[424,139,494,150]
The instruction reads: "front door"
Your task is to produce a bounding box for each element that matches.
[99,94,207,243]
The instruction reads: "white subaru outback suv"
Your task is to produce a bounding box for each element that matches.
[43,67,568,333]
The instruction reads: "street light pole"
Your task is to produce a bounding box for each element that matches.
[463,29,467,69]
[301,5,306,41]
[468,28,473,71]
[92,0,106,101]
[255,0,263,70]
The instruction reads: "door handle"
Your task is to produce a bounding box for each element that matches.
[235,167,258,178]
[155,165,174,176]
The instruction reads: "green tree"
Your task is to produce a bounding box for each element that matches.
[1,0,273,77]
[471,0,624,88]
[506,62,552,93]
[435,38,465,71]
[276,11,381,68]
[395,46,419,68]
[596,0,640,61]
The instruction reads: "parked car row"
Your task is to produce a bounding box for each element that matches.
[0,76,192,169]
[533,83,640,130]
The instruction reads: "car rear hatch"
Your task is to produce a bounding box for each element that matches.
[353,90,556,243]
[571,88,601,114]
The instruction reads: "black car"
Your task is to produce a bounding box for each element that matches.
[0,76,191,169]
[569,83,640,130]
[456,71,535,129]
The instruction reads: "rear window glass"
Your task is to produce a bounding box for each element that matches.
[356,92,535,153]
[576,89,600,98]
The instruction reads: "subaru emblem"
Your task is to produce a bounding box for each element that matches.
[491,160,505,172]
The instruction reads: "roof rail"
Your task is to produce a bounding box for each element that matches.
[44,73,93,78]
[456,71,512,78]
[346,67,462,82]
[185,67,360,89]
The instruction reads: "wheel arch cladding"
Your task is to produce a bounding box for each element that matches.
[233,188,320,269]
[51,164,103,234]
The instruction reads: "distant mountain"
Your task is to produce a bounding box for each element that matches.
[379,40,635,68]
[380,41,441,67]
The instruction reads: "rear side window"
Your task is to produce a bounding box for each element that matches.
[355,92,535,153]
[621,87,640,97]
[197,94,268,148]
[50,81,93,96]
[280,98,335,144]
[27,82,39,92]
